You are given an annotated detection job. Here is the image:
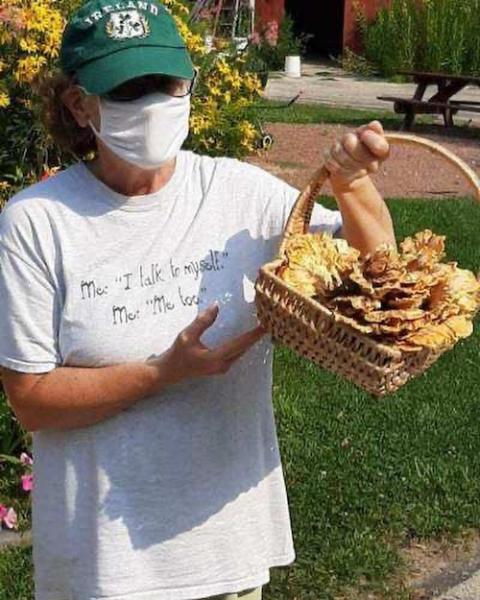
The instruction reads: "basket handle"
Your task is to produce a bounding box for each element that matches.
[279,132,480,256]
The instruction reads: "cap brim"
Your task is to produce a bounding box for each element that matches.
[77,46,195,95]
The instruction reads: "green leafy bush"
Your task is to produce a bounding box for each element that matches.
[0,0,262,205]
[358,0,480,78]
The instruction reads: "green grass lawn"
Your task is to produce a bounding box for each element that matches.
[250,100,480,140]
[265,196,480,600]
[0,546,33,600]
[1,197,479,600]
[251,100,407,129]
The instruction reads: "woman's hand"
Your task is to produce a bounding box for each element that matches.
[4,306,265,431]
[324,121,390,188]
[160,305,265,385]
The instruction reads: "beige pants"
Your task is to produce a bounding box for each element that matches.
[203,587,262,600]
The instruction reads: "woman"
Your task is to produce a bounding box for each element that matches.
[0,1,395,599]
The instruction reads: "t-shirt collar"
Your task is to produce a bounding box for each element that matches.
[76,152,186,212]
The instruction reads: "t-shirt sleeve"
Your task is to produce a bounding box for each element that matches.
[0,239,61,374]
[260,168,343,239]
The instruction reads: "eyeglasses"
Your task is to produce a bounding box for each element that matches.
[103,71,198,102]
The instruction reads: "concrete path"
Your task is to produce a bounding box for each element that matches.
[438,573,480,600]
[0,529,31,548]
[264,61,480,124]
[410,542,480,600]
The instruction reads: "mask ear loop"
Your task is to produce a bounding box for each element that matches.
[60,78,98,161]
[76,84,102,136]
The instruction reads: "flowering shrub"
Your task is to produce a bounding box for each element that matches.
[0,1,64,103]
[0,451,33,531]
[0,504,17,529]
[243,15,308,74]
[0,0,65,207]
[0,0,262,206]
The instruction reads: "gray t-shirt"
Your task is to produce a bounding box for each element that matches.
[0,151,342,600]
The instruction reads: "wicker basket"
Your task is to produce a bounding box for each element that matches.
[255,133,480,397]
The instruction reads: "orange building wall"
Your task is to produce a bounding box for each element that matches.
[255,0,285,29]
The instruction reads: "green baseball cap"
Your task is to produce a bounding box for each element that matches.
[60,0,195,95]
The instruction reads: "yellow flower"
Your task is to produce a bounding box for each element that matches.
[208,84,222,97]
[240,120,257,139]
[14,55,47,83]
[216,58,231,76]
[163,0,189,14]
[243,73,262,94]
[0,0,262,167]
[0,92,10,108]
[19,36,38,53]
[0,30,14,45]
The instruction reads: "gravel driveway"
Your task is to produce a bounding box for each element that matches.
[248,123,480,200]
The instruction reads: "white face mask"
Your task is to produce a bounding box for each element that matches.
[90,93,191,170]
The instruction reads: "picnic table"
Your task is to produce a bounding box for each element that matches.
[378,71,480,129]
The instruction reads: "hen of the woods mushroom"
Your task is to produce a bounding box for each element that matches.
[277,230,480,352]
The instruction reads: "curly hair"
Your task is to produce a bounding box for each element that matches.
[37,71,97,158]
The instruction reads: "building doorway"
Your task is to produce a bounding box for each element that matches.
[285,0,345,57]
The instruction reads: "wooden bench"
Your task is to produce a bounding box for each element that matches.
[377,71,480,129]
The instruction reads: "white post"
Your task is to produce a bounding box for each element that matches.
[231,0,241,38]
[249,0,255,35]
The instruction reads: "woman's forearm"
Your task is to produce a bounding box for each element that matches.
[332,175,396,255]
[2,359,170,432]
[2,306,265,433]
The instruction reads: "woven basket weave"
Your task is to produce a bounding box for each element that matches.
[255,133,480,397]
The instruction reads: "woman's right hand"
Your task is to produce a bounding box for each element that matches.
[159,305,266,386]
[3,304,265,431]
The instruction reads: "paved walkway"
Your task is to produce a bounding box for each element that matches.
[439,573,480,600]
[264,61,480,124]
[0,529,31,548]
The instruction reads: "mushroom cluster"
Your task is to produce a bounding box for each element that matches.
[277,230,480,353]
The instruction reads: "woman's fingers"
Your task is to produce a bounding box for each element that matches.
[358,128,390,160]
[212,325,266,362]
[169,312,266,381]
[331,138,361,171]
[341,131,386,166]
[325,123,389,185]
[326,138,371,182]
[181,304,219,342]
[357,119,385,137]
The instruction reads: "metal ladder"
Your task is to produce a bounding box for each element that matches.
[190,0,253,40]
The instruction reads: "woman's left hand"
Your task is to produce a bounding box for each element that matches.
[324,120,390,187]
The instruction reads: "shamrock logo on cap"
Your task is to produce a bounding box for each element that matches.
[106,10,150,40]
